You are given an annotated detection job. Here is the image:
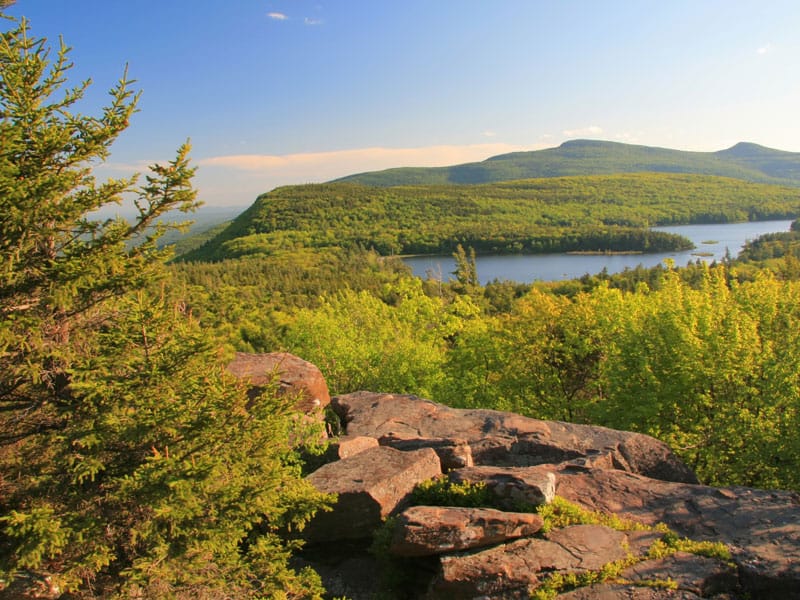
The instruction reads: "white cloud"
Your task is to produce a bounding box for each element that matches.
[267,12,289,21]
[562,125,603,138]
[482,130,497,138]
[304,17,324,26]
[757,43,774,55]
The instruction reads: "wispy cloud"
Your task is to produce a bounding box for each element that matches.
[267,12,289,21]
[562,125,603,138]
[757,43,774,55]
[198,144,535,176]
[613,130,644,144]
[304,17,324,26]
[194,143,549,205]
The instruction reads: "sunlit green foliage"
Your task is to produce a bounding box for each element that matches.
[281,278,481,397]
[435,266,800,490]
[537,496,659,534]
[167,247,412,353]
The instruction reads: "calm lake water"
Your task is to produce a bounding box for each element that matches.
[403,220,795,284]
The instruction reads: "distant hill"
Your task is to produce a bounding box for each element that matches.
[333,139,800,187]
[177,173,800,262]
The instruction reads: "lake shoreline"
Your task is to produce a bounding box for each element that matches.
[403,220,794,284]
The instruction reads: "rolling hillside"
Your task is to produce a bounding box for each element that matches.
[178,173,800,262]
[333,139,800,187]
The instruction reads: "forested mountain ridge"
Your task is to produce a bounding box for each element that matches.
[178,173,800,262]
[333,139,800,187]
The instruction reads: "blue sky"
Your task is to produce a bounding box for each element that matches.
[6,1,800,206]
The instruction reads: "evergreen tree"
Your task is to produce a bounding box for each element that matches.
[0,14,330,598]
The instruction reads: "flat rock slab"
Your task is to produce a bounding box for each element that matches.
[449,465,556,509]
[529,463,800,599]
[332,391,697,483]
[427,524,630,599]
[227,351,330,413]
[390,505,544,556]
[556,585,704,599]
[622,552,739,597]
[305,446,441,542]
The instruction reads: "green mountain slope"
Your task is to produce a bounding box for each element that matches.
[334,139,800,187]
[178,173,800,262]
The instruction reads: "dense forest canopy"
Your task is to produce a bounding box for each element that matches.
[179,173,800,262]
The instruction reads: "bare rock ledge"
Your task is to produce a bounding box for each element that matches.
[300,391,800,599]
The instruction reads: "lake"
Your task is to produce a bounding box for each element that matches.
[403,220,795,284]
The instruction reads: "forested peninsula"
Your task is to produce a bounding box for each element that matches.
[180,174,800,262]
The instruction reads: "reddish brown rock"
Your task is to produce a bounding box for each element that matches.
[227,352,330,413]
[526,463,800,599]
[332,391,697,483]
[427,524,630,599]
[304,446,441,542]
[325,435,379,460]
[622,552,739,597]
[389,505,543,556]
[379,435,473,471]
[448,465,556,509]
[556,585,704,599]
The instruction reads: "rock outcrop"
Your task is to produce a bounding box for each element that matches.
[299,390,800,599]
[332,391,698,483]
[226,351,330,413]
[304,445,441,542]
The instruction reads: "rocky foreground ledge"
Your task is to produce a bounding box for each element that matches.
[298,391,800,599]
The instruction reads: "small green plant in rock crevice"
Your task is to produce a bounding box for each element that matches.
[647,530,733,564]
[410,476,497,508]
[536,496,665,533]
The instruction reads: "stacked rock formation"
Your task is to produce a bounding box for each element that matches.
[300,391,800,599]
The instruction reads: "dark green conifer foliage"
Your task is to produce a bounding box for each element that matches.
[0,14,330,598]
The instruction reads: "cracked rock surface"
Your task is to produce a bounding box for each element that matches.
[300,391,800,599]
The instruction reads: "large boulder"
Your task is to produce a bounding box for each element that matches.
[304,446,441,542]
[332,392,697,483]
[297,389,800,599]
[226,352,330,413]
[389,505,543,556]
